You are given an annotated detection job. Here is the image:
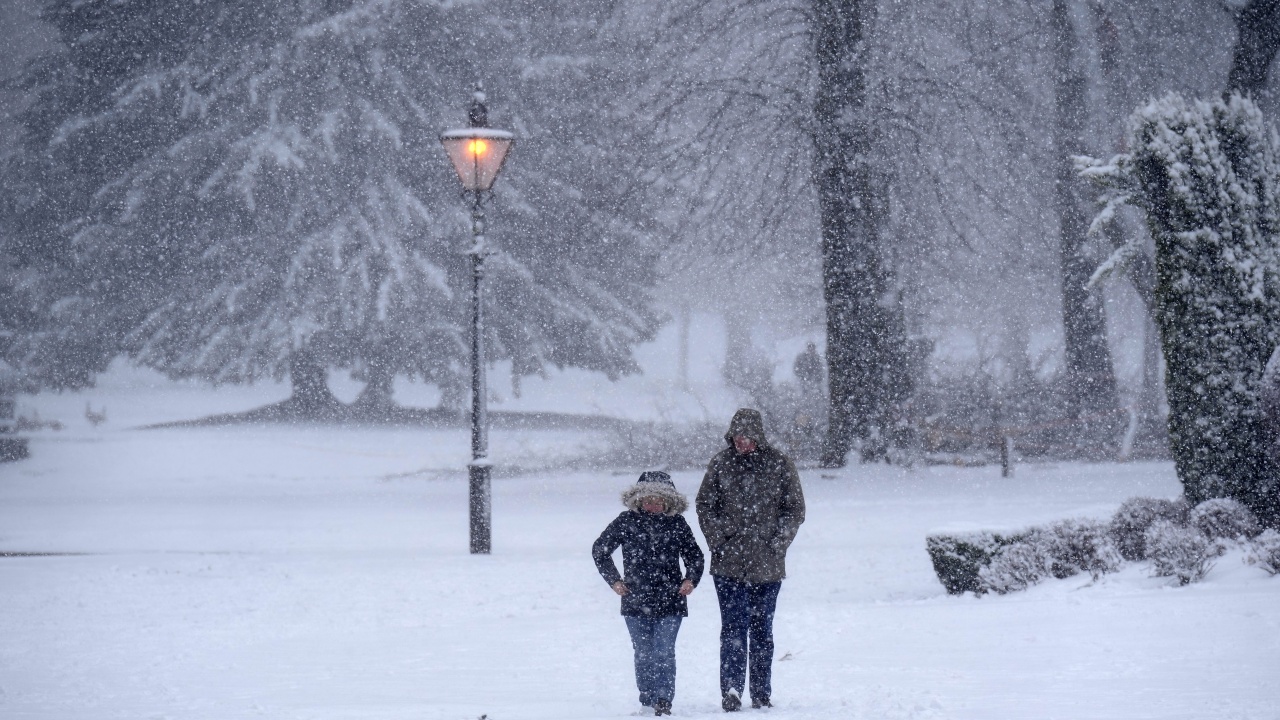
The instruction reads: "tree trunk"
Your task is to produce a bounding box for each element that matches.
[353,359,396,411]
[1052,0,1120,451]
[812,0,910,467]
[1227,0,1280,97]
[287,348,343,418]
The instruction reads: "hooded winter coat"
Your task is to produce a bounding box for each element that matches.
[696,409,806,583]
[592,475,705,617]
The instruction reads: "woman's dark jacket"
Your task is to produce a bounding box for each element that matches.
[592,510,705,617]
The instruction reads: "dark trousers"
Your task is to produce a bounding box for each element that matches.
[624,615,683,706]
[712,575,782,701]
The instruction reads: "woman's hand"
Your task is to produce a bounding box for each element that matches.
[678,579,694,596]
[612,581,629,596]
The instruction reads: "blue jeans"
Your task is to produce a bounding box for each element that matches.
[624,615,683,706]
[713,576,782,701]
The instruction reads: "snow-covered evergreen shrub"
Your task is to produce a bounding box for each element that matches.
[926,531,1023,595]
[1109,496,1190,561]
[976,519,1122,594]
[1189,497,1261,541]
[1039,519,1124,579]
[1080,93,1280,525]
[1245,529,1280,575]
[978,540,1050,594]
[1145,520,1216,585]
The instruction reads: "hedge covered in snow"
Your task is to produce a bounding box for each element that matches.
[1079,93,1280,524]
[927,495,1273,594]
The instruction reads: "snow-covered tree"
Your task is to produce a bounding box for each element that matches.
[1082,93,1280,525]
[2,0,659,413]
[619,0,1065,463]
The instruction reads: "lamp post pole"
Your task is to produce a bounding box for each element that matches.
[467,186,491,554]
[440,87,513,555]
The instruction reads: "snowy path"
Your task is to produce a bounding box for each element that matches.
[1,426,1278,719]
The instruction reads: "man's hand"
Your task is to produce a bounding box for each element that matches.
[678,579,694,596]
[612,581,629,596]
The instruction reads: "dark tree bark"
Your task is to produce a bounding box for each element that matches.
[812,0,911,467]
[352,359,396,412]
[286,347,344,419]
[1227,0,1280,97]
[1051,0,1120,449]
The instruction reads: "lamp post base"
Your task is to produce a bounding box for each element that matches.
[469,462,492,554]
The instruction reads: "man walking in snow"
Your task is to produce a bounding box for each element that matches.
[697,408,805,712]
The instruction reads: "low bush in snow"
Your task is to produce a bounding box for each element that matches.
[975,519,1123,595]
[930,519,1122,595]
[1245,529,1280,575]
[931,495,1279,594]
[1038,519,1124,580]
[1109,496,1189,561]
[1188,497,1260,542]
[926,531,1023,595]
[978,540,1050,594]
[1145,520,1217,585]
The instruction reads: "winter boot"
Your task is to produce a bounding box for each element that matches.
[751,697,772,709]
[722,689,742,712]
[653,699,672,716]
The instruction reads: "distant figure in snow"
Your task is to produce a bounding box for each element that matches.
[789,343,826,455]
[592,471,704,717]
[697,409,805,712]
[792,342,824,398]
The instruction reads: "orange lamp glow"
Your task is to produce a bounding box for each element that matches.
[441,129,514,191]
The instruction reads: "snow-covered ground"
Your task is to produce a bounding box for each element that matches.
[2,368,1279,720]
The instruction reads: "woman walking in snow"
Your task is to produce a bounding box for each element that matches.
[592,471,705,717]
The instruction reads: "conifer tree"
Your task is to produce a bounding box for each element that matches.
[1082,94,1280,525]
[2,0,659,412]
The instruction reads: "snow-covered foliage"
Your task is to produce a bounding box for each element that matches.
[938,495,1274,593]
[930,518,1123,595]
[926,530,1015,595]
[1109,495,1189,561]
[1144,519,1217,585]
[1079,93,1280,524]
[1245,528,1280,575]
[976,519,1122,595]
[1038,518,1124,579]
[1,0,659,398]
[978,540,1050,594]
[1189,496,1261,541]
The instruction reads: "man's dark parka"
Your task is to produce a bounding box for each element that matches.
[696,408,805,583]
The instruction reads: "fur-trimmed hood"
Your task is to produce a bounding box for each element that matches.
[621,471,689,516]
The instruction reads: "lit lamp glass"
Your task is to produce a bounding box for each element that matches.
[440,128,515,191]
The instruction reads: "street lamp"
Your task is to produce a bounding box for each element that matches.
[440,87,514,555]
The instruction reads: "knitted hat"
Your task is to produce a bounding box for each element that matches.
[621,470,688,515]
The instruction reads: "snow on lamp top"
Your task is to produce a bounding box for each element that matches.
[440,127,514,191]
[440,89,514,192]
